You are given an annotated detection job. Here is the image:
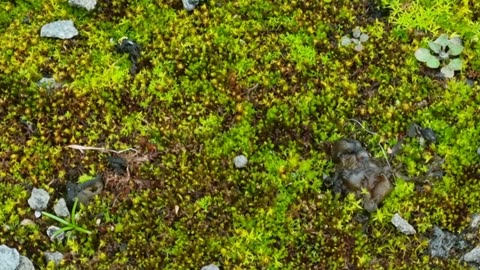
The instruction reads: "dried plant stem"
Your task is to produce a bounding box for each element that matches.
[67,144,138,154]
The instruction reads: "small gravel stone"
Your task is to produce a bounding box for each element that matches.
[40,20,78,39]
[17,256,35,270]
[54,198,70,218]
[47,226,65,241]
[463,247,480,263]
[0,245,20,270]
[201,264,220,270]
[28,188,50,212]
[182,0,201,11]
[69,0,97,11]
[44,251,64,265]
[233,155,248,168]
[429,226,458,258]
[391,213,416,235]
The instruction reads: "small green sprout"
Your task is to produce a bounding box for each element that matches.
[340,27,369,51]
[42,198,92,238]
[415,33,464,78]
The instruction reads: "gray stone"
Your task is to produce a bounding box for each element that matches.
[391,213,416,235]
[429,226,458,258]
[69,0,97,11]
[201,264,219,270]
[0,245,20,270]
[44,251,63,265]
[16,256,35,270]
[233,155,248,168]
[40,20,78,39]
[27,188,50,211]
[471,214,480,229]
[477,147,480,155]
[53,198,70,218]
[464,247,480,263]
[47,226,64,241]
[182,0,201,11]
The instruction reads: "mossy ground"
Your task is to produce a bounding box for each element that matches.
[1,0,479,269]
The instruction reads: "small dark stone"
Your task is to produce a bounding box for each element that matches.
[115,38,141,75]
[420,128,437,143]
[108,156,128,175]
[66,175,103,206]
[116,38,140,59]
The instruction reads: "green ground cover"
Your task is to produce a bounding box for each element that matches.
[0,0,479,268]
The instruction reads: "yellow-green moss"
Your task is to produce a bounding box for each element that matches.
[0,0,479,268]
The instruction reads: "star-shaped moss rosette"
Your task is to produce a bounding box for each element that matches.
[415,34,464,78]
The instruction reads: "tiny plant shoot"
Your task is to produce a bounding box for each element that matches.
[42,198,92,237]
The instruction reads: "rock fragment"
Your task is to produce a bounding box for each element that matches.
[391,213,416,235]
[40,20,78,39]
[44,251,64,265]
[182,0,201,11]
[66,175,104,205]
[53,198,70,218]
[233,155,248,168]
[47,226,65,241]
[463,247,480,263]
[201,264,220,270]
[429,226,458,258]
[17,256,35,270]
[28,188,50,217]
[0,245,20,270]
[69,0,97,11]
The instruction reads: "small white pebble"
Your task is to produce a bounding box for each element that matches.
[233,155,248,168]
[391,213,416,235]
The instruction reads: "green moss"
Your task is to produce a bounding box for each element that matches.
[0,0,479,268]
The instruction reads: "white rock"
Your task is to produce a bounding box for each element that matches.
[463,247,480,263]
[54,198,70,218]
[69,0,97,11]
[40,20,78,39]
[20,219,36,227]
[182,0,200,11]
[201,264,219,270]
[233,155,248,168]
[391,213,416,235]
[0,245,20,270]
[17,256,35,270]
[27,188,50,211]
[44,251,64,265]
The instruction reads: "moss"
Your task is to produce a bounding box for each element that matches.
[0,0,479,268]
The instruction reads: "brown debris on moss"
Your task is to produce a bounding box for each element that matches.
[330,138,393,212]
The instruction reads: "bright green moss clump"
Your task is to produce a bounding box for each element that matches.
[0,0,479,268]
